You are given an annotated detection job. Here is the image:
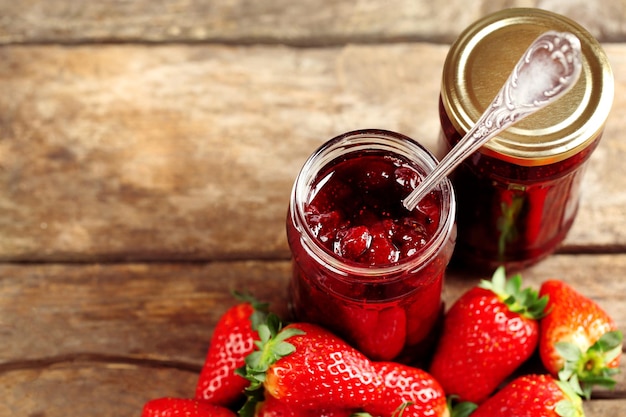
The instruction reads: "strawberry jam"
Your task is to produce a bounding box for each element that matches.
[304,154,441,266]
[287,129,456,363]
[439,99,601,271]
[437,9,613,270]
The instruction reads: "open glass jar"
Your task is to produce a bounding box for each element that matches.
[287,129,456,363]
[438,8,613,271]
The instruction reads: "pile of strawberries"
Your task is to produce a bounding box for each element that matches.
[140,268,622,417]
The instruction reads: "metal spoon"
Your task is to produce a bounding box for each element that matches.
[403,31,583,211]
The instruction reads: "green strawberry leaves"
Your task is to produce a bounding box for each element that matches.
[554,379,585,417]
[479,266,549,320]
[236,313,305,417]
[556,330,624,399]
[232,291,270,330]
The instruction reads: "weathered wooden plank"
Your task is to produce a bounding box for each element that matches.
[0,256,624,416]
[1,363,198,417]
[583,399,626,415]
[0,261,293,365]
[0,43,624,261]
[0,0,624,45]
[0,42,443,262]
[1,255,624,365]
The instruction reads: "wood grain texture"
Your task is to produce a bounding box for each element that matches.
[1,364,198,417]
[4,256,626,366]
[1,0,625,45]
[0,43,625,262]
[0,256,624,416]
[0,261,292,365]
[1,2,625,415]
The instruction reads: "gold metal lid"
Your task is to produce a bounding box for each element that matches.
[441,8,614,166]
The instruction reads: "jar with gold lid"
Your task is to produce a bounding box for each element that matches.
[438,8,613,271]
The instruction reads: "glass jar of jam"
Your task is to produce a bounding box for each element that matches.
[438,8,613,271]
[287,129,456,363]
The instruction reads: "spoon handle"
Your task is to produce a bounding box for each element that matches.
[403,30,583,211]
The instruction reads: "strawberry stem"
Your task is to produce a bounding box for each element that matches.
[391,402,413,417]
[478,266,549,320]
[232,291,270,330]
[447,395,477,417]
[556,330,623,399]
[236,313,305,417]
[554,380,584,417]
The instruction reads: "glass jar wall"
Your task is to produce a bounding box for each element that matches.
[287,129,456,363]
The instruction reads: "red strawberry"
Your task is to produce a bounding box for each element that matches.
[239,317,384,413]
[141,398,237,417]
[195,295,268,407]
[361,234,400,265]
[429,266,548,403]
[364,362,453,417]
[335,225,371,259]
[539,279,623,399]
[470,374,583,417]
[255,393,356,417]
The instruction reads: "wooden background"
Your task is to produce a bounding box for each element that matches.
[0,1,625,415]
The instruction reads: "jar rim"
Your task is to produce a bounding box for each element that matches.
[289,129,456,282]
[441,8,614,166]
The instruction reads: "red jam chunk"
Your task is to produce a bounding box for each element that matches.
[304,154,441,266]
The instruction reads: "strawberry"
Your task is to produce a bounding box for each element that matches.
[254,393,356,417]
[335,225,371,259]
[539,279,623,399]
[239,316,384,414]
[470,374,584,417]
[364,362,457,417]
[141,397,237,417]
[429,266,548,403]
[195,294,268,407]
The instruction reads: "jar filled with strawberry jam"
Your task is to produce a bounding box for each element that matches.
[287,129,456,363]
[438,8,613,271]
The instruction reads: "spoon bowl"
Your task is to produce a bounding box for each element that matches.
[403,31,583,211]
